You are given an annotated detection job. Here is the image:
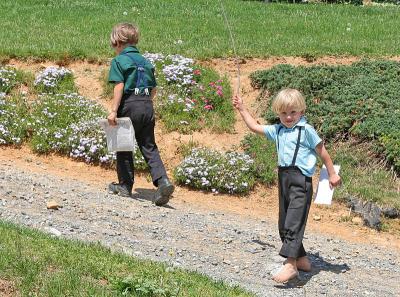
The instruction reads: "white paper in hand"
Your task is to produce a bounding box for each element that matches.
[314,165,340,205]
[98,117,135,152]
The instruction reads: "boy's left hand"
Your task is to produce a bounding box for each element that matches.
[329,174,341,189]
[107,111,117,126]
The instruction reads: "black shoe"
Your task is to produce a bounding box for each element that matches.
[154,178,174,206]
[108,182,131,197]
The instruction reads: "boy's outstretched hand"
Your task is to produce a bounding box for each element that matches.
[232,95,244,111]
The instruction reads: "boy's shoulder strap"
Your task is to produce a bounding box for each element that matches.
[122,53,152,95]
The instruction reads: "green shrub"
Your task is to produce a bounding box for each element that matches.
[0,93,29,145]
[250,60,400,173]
[174,147,255,194]
[241,134,278,185]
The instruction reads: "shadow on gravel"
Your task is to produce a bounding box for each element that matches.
[133,188,176,209]
[274,253,350,289]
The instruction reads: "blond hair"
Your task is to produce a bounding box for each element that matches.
[110,23,140,47]
[271,88,306,114]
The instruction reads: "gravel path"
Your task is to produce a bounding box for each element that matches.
[1,160,399,297]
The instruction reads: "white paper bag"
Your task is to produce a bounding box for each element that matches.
[314,165,340,205]
[98,117,135,152]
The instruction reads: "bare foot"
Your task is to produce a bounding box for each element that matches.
[296,256,312,272]
[272,262,299,283]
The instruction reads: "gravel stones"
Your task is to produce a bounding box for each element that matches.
[0,163,399,296]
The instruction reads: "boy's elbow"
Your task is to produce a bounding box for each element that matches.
[250,125,263,134]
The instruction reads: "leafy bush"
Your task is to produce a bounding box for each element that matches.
[0,93,29,145]
[241,134,278,185]
[250,60,400,172]
[174,147,255,194]
[34,66,76,93]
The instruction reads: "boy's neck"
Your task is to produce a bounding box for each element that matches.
[116,43,136,55]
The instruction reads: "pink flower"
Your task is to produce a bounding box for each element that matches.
[193,69,201,75]
[216,90,223,97]
[204,104,213,110]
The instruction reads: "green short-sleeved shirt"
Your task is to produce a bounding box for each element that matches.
[108,45,157,95]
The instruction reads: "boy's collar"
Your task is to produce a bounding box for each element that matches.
[120,45,139,55]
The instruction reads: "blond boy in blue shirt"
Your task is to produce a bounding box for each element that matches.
[233,88,341,283]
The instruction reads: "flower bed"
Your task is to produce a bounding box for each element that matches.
[0,67,18,93]
[34,66,76,93]
[145,53,234,133]
[28,92,146,169]
[0,93,29,145]
[174,147,255,194]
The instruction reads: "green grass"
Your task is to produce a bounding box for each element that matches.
[0,221,254,296]
[0,1,399,60]
[330,140,400,209]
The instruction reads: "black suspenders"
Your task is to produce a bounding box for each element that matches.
[277,125,303,167]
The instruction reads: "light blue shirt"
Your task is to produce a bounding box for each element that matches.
[263,117,322,177]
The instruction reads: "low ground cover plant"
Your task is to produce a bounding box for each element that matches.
[34,66,76,94]
[27,92,146,169]
[174,147,256,194]
[250,60,400,173]
[0,93,29,145]
[0,66,18,93]
[103,53,234,134]
[0,66,30,94]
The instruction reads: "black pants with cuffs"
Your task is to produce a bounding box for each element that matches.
[116,93,167,191]
[278,166,313,259]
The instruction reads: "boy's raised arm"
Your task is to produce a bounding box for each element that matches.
[232,95,265,135]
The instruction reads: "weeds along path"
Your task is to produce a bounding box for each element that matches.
[2,57,400,295]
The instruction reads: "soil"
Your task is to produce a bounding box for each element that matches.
[4,56,400,252]
[0,279,18,297]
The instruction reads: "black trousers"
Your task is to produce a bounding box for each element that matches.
[278,166,313,258]
[116,94,167,191]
